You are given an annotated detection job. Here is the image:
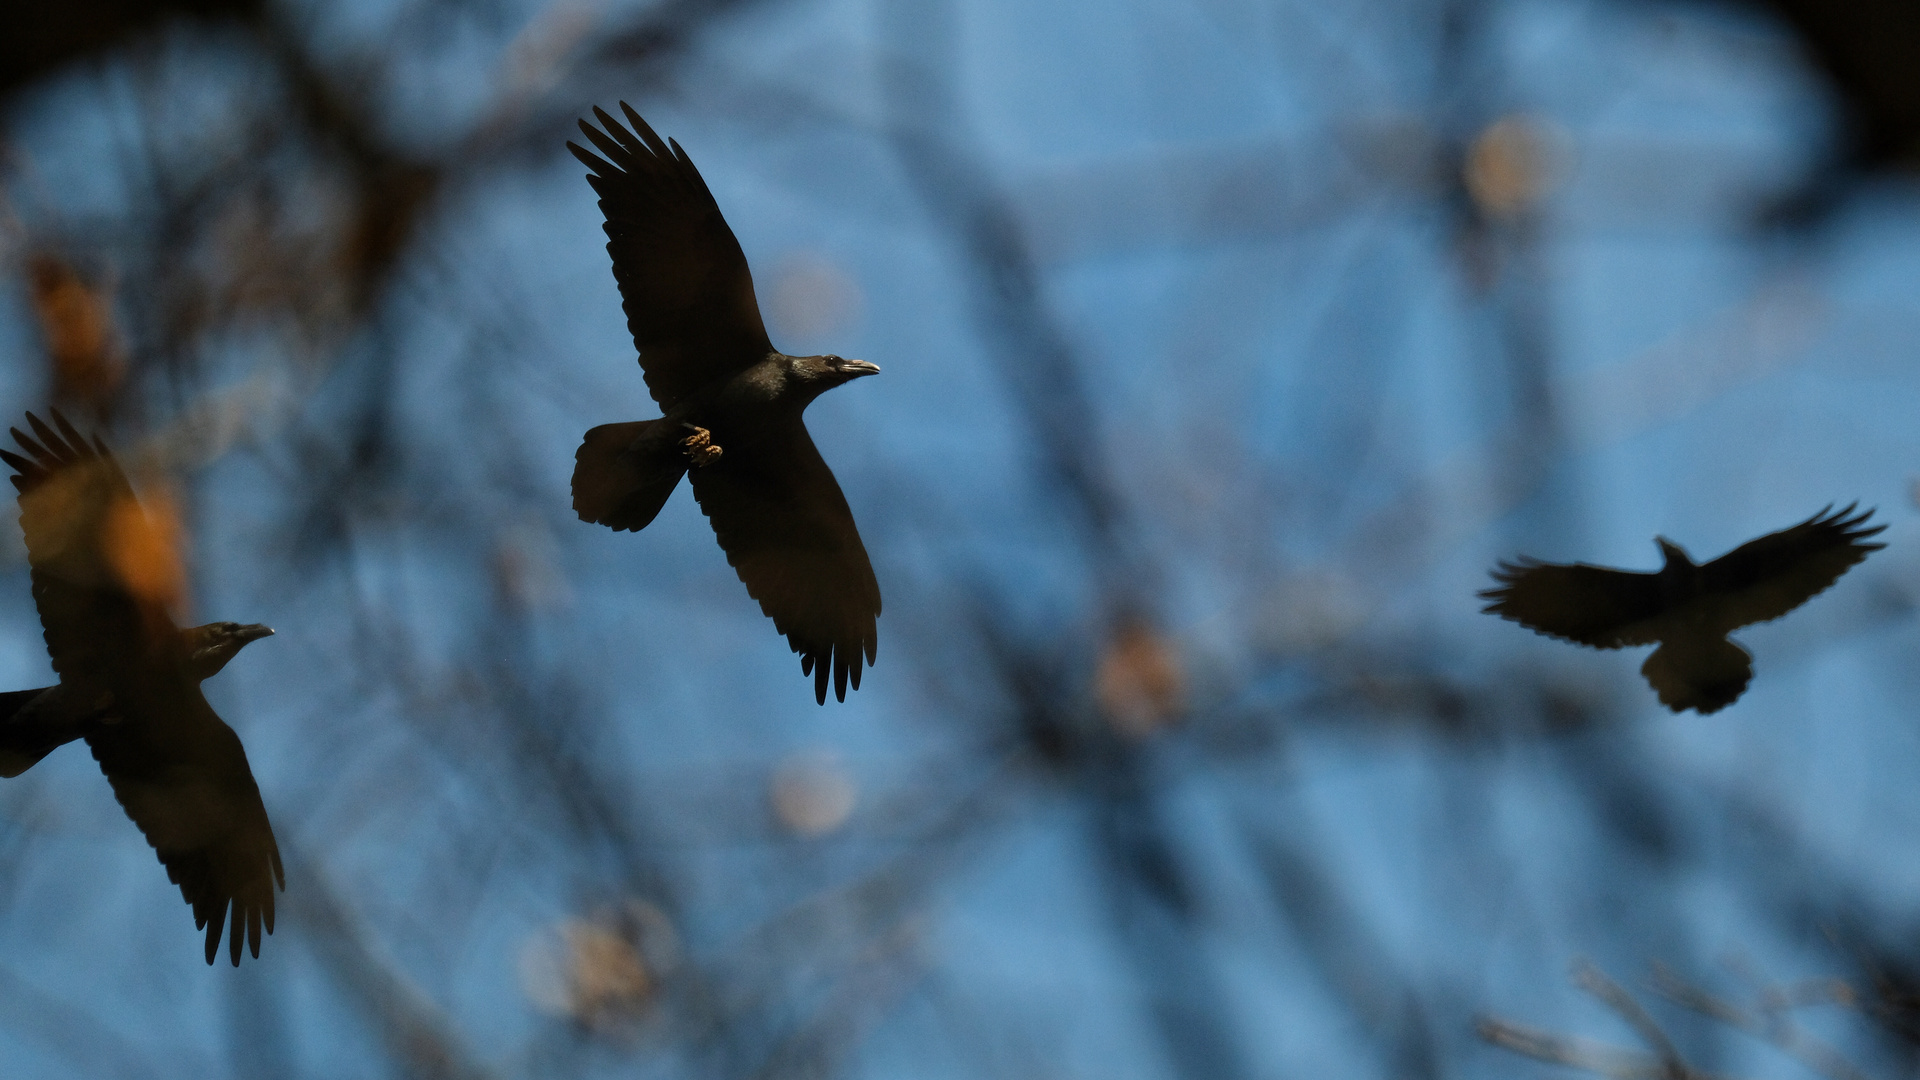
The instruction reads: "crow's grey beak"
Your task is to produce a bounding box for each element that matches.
[238,624,276,643]
[840,359,881,378]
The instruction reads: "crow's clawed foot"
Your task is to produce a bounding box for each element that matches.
[681,426,723,466]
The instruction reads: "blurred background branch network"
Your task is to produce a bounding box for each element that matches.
[3,0,1920,1077]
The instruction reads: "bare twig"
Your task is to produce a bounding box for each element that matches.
[1479,962,1737,1080]
[1572,960,1689,1078]
[1650,963,1878,1080]
[1476,1016,1738,1080]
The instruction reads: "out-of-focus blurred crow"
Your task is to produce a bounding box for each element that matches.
[1481,505,1883,713]
[0,411,282,965]
[566,104,882,705]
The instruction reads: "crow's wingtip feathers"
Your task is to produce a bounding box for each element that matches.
[799,645,868,704]
[566,139,611,173]
[1482,558,1539,586]
[618,101,654,138]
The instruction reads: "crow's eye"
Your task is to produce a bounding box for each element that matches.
[824,354,842,364]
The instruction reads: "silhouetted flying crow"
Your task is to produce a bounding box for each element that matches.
[566,104,882,705]
[1480,504,1883,714]
[0,411,282,964]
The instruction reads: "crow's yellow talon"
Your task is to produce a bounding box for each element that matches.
[681,427,723,466]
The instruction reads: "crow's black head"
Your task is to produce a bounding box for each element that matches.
[786,353,880,401]
[182,621,275,681]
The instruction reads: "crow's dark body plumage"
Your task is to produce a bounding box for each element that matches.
[1480,505,1884,714]
[566,104,882,704]
[0,411,282,964]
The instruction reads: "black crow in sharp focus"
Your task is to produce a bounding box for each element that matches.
[1480,505,1884,714]
[0,411,281,964]
[566,103,882,705]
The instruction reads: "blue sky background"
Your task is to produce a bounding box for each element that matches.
[4,0,1920,1077]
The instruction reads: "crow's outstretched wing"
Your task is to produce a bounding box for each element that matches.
[86,702,284,966]
[1480,560,1667,648]
[0,411,168,693]
[1699,503,1884,632]
[568,104,773,409]
[2,411,282,964]
[688,422,881,704]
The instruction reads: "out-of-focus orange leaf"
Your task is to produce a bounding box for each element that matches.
[18,469,94,570]
[519,900,679,1035]
[1097,618,1185,738]
[104,486,188,616]
[27,255,125,408]
[1464,115,1565,219]
[560,919,652,1017]
[769,749,858,838]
